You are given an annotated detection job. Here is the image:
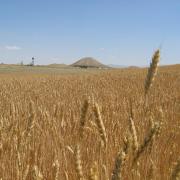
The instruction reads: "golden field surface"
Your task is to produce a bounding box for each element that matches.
[0,65,179,180]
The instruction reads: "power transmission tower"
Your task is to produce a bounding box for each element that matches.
[31,57,35,66]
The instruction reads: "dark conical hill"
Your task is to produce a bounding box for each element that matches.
[71,57,108,68]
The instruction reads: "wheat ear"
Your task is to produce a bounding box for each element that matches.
[145,49,160,95]
[133,122,160,166]
[93,102,107,148]
[88,161,99,180]
[74,144,84,180]
[128,116,138,153]
[112,151,126,180]
[128,100,138,153]
[112,137,129,180]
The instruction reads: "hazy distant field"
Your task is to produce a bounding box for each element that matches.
[0,64,107,74]
[0,64,179,179]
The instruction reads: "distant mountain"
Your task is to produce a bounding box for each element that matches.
[71,57,109,68]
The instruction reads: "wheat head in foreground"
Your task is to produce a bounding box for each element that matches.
[145,49,160,95]
[133,122,160,166]
[92,102,107,148]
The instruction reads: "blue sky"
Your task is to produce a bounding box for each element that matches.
[0,0,179,66]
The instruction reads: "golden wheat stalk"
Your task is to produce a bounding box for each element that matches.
[88,162,99,180]
[111,137,129,180]
[52,160,60,180]
[148,116,155,153]
[102,164,109,180]
[74,144,84,180]
[93,102,107,148]
[123,136,130,155]
[79,99,89,138]
[145,49,160,95]
[32,165,43,180]
[128,100,138,153]
[133,122,160,166]
[147,159,155,180]
[23,165,30,180]
[64,170,69,180]
[23,100,36,138]
[171,158,180,180]
[112,150,126,180]
[128,116,138,153]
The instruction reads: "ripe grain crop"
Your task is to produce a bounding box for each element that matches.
[0,62,179,179]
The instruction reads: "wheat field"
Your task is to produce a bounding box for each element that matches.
[0,62,179,179]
